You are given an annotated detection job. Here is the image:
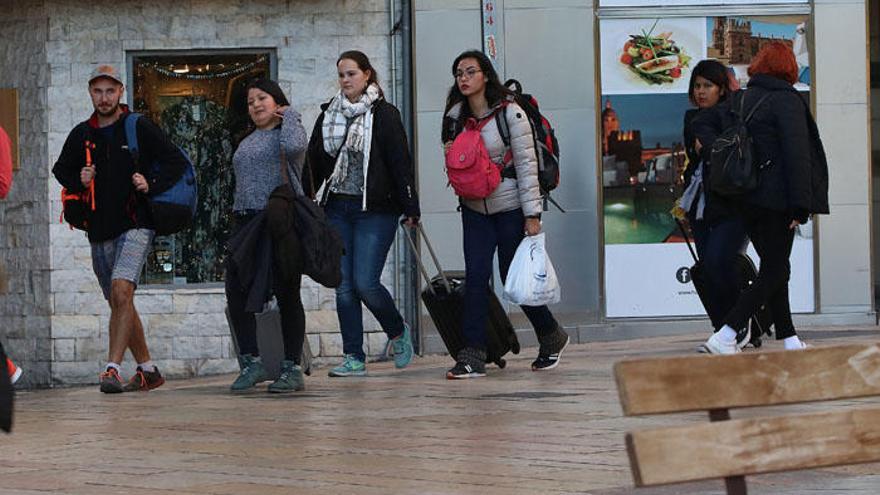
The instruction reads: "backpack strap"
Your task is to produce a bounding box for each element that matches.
[741,91,772,124]
[123,112,142,165]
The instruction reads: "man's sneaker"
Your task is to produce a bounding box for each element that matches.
[532,328,570,371]
[388,323,414,369]
[99,367,125,394]
[6,358,21,385]
[122,366,165,392]
[735,327,752,351]
[230,354,269,392]
[697,332,740,355]
[267,360,305,393]
[447,347,486,379]
[328,354,367,377]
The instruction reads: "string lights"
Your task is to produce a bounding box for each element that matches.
[142,55,268,80]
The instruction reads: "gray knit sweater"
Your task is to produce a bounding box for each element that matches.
[232,107,308,212]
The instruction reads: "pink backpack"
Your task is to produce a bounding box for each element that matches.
[445,115,502,199]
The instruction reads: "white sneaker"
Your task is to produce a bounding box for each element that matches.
[785,340,809,351]
[698,332,740,355]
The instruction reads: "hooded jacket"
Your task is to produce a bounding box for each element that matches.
[53,106,188,242]
[443,100,542,218]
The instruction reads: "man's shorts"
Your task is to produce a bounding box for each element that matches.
[90,228,155,301]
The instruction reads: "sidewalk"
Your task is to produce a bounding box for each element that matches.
[2,327,879,494]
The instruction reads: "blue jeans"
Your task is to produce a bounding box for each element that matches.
[461,206,559,350]
[691,217,749,330]
[325,196,404,362]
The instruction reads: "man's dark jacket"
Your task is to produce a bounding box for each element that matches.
[53,106,188,242]
[693,74,829,223]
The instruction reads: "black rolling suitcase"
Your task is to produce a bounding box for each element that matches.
[676,220,772,347]
[402,223,520,368]
[225,303,313,378]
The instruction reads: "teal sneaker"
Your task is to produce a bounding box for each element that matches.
[388,323,414,369]
[267,360,305,393]
[328,354,367,377]
[230,354,268,392]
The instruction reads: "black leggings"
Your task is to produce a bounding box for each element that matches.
[225,216,306,364]
[723,208,797,340]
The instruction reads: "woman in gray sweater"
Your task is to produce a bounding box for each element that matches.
[226,79,309,393]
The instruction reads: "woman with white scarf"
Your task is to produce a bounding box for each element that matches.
[307,50,420,377]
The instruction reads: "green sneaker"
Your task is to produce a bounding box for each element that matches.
[230,354,268,392]
[328,354,367,377]
[267,360,305,394]
[389,323,414,369]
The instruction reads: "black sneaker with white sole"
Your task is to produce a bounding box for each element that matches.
[446,361,486,379]
[447,347,486,379]
[532,328,570,371]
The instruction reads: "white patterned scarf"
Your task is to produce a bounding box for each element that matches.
[322,83,382,190]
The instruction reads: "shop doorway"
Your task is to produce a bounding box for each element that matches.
[128,50,274,285]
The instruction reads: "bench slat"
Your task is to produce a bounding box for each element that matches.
[615,344,880,415]
[627,407,880,486]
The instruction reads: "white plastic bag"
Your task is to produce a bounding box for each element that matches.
[503,233,561,306]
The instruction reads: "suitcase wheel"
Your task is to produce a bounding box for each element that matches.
[510,337,521,355]
[496,358,507,369]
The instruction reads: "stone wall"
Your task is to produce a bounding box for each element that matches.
[39,0,398,385]
[0,0,53,387]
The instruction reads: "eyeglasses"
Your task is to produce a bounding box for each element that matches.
[454,68,482,80]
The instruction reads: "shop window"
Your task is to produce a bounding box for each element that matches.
[130,51,273,285]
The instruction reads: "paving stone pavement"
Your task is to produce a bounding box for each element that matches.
[2,327,879,494]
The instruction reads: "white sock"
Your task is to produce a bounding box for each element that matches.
[784,336,804,350]
[717,325,738,343]
[105,362,121,372]
[138,361,156,373]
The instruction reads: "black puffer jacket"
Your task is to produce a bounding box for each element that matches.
[693,74,829,221]
[307,99,420,218]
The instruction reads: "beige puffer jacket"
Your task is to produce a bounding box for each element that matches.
[445,101,542,217]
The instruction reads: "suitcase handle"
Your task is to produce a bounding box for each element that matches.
[400,221,452,294]
[674,218,699,264]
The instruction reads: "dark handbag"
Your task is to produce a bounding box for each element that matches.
[708,91,772,197]
[267,145,344,288]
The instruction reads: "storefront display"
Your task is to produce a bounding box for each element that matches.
[598,4,814,317]
[131,52,271,284]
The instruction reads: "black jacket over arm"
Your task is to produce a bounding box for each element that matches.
[306,99,420,218]
[692,74,829,221]
[52,110,188,242]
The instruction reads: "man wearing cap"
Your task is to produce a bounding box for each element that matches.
[52,65,188,393]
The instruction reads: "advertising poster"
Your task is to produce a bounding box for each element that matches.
[600,14,813,318]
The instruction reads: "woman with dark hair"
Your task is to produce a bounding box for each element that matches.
[307,50,420,377]
[441,50,567,379]
[680,59,752,349]
[226,78,309,393]
[694,42,829,354]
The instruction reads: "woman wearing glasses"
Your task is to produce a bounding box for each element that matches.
[441,50,568,379]
[307,50,420,377]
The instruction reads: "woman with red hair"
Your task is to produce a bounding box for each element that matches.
[693,41,829,354]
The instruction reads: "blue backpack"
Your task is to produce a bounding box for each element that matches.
[124,113,198,236]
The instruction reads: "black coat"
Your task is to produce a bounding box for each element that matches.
[52,109,188,242]
[693,74,829,221]
[683,107,738,224]
[307,99,420,218]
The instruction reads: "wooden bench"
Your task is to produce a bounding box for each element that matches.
[614,343,880,494]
